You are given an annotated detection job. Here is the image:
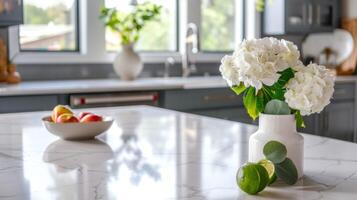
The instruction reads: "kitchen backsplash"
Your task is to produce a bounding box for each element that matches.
[16,62,221,81]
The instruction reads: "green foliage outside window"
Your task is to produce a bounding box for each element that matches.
[100,2,162,45]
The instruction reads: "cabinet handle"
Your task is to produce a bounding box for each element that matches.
[316,5,321,25]
[308,3,313,25]
[71,94,158,106]
[303,4,307,25]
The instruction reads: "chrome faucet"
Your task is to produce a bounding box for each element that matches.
[164,57,175,78]
[182,23,199,77]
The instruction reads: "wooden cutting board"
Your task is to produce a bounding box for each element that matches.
[0,38,7,82]
[338,19,357,75]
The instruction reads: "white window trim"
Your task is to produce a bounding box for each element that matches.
[9,0,259,65]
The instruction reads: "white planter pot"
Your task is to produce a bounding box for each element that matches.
[248,114,304,178]
[113,43,143,81]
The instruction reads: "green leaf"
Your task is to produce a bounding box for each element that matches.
[243,87,259,120]
[264,68,295,101]
[295,111,306,128]
[264,99,291,115]
[263,141,287,164]
[231,83,246,95]
[255,0,265,12]
[256,90,267,114]
[274,158,298,185]
[277,68,295,87]
[99,2,162,44]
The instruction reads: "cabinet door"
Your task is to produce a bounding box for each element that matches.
[0,0,23,26]
[162,88,243,111]
[0,95,58,113]
[298,114,318,135]
[311,0,338,32]
[320,102,354,142]
[285,0,310,34]
[191,107,254,125]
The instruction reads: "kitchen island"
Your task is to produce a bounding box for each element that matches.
[0,106,356,200]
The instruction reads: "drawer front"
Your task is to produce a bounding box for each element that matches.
[191,107,253,124]
[0,95,58,113]
[320,102,355,142]
[333,83,355,100]
[162,88,242,111]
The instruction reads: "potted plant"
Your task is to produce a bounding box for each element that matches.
[100,2,162,80]
[220,37,335,191]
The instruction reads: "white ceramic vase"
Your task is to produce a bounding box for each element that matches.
[248,114,304,178]
[113,43,143,81]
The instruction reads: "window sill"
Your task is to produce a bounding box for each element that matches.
[12,51,227,64]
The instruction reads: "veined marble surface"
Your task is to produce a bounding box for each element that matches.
[0,106,356,200]
[0,75,354,96]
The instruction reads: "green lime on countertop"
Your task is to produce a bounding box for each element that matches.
[268,172,277,185]
[258,159,277,185]
[236,163,270,195]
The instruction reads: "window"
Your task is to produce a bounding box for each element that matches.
[104,0,177,52]
[12,0,249,64]
[200,0,243,52]
[20,0,79,51]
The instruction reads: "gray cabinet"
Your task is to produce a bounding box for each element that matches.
[262,0,339,35]
[315,82,356,142]
[161,88,243,111]
[320,102,355,141]
[0,81,355,143]
[298,114,319,135]
[312,0,339,32]
[192,107,253,124]
[0,95,59,113]
[161,88,253,124]
[0,0,23,27]
[162,82,357,143]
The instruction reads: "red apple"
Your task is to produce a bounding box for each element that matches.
[51,105,73,122]
[56,113,79,123]
[80,114,103,123]
[78,112,92,120]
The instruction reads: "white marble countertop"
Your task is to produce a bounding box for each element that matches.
[0,105,356,200]
[0,75,355,96]
[0,77,227,96]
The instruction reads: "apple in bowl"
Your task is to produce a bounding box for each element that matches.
[80,114,103,123]
[56,113,79,123]
[78,112,92,120]
[51,105,73,122]
[43,105,113,140]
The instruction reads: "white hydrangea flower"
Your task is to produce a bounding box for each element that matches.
[284,63,335,116]
[219,55,240,86]
[219,37,301,91]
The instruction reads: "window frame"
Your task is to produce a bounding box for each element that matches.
[19,0,81,52]
[9,0,257,64]
[199,0,245,53]
[104,0,180,53]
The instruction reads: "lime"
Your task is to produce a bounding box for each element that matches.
[258,159,277,185]
[236,163,270,195]
[269,173,277,185]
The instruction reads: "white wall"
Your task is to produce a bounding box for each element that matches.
[342,0,357,19]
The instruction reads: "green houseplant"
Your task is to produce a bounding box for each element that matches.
[99,2,162,80]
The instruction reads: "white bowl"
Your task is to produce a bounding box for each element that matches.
[42,116,114,140]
